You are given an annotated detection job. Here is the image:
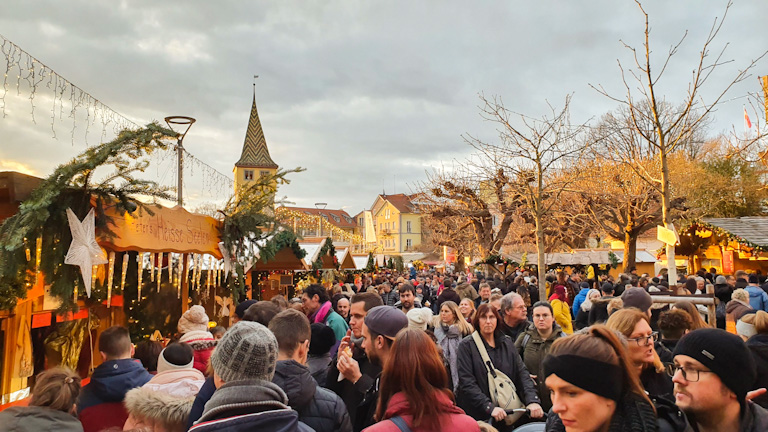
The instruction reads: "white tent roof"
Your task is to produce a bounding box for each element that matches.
[502,249,658,266]
[352,255,369,270]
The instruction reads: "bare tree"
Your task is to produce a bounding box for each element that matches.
[592,0,766,284]
[466,94,589,300]
[417,165,518,274]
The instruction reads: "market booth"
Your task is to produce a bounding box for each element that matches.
[0,202,223,408]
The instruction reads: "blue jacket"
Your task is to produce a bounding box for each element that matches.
[77,358,152,414]
[746,285,768,312]
[572,288,589,317]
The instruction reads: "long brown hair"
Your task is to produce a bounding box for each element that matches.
[549,325,653,409]
[606,308,664,373]
[673,300,709,330]
[375,328,453,430]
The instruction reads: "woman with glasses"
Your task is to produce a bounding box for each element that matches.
[515,301,567,412]
[607,308,673,399]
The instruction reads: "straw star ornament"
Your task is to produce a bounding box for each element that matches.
[64,208,108,297]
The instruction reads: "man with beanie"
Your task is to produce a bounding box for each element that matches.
[189,321,313,431]
[178,305,217,375]
[672,328,768,431]
[326,292,383,427]
[78,326,152,432]
[337,305,408,431]
[270,309,352,432]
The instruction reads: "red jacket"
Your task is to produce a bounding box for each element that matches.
[363,391,480,432]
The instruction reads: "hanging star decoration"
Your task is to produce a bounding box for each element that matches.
[64,208,108,297]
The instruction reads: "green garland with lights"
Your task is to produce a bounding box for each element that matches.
[0,123,176,312]
[311,237,337,270]
[680,219,768,253]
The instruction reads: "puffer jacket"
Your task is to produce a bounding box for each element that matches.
[572,288,589,318]
[362,391,480,432]
[179,330,217,375]
[272,359,352,432]
[745,286,768,312]
[514,325,566,411]
[77,358,152,432]
[0,406,83,432]
[189,379,313,432]
[456,332,540,422]
[123,367,205,431]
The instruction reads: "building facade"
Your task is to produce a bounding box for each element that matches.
[369,193,422,254]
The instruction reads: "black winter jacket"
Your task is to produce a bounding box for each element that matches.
[325,342,382,428]
[456,331,539,422]
[747,334,768,409]
[273,359,352,432]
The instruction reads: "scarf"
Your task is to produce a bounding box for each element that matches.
[312,301,333,324]
[438,324,462,393]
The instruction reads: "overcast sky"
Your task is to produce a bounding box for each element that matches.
[1,1,766,215]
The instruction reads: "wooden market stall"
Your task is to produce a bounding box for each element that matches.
[675,218,768,275]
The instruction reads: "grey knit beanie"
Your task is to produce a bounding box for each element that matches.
[210,321,277,383]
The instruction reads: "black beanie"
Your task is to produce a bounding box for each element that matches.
[673,328,756,401]
[309,323,336,356]
[234,299,258,319]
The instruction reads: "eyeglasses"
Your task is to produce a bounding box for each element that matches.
[627,332,659,346]
[668,365,714,382]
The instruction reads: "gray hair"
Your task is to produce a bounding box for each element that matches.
[500,292,523,314]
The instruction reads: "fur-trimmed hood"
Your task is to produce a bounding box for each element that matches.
[124,386,194,432]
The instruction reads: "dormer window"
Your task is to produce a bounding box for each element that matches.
[244,170,254,180]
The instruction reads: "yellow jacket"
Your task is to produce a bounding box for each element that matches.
[550,298,573,334]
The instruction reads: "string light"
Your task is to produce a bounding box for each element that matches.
[149,253,155,282]
[34,236,42,285]
[106,252,115,308]
[276,208,365,245]
[91,264,97,297]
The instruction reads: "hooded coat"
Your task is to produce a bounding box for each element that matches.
[515,324,567,411]
[361,391,480,432]
[272,359,352,432]
[77,358,152,432]
[456,283,479,301]
[123,367,205,431]
[572,288,590,318]
[189,379,313,432]
[745,285,768,312]
[0,406,83,432]
[589,296,615,325]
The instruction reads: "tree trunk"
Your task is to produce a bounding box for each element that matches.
[536,217,547,302]
[623,215,637,273]
[455,251,466,273]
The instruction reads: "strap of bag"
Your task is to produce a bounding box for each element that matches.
[472,331,496,376]
[389,416,412,432]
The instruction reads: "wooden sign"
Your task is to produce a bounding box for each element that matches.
[99,204,222,258]
[657,224,680,246]
[722,248,734,274]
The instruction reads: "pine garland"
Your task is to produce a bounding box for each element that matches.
[364,252,375,272]
[311,237,336,270]
[0,123,176,311]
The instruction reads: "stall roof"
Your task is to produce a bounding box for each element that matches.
[335,248,357,270]
[703,217,768,247]
[502,249,657,266]
[352,255,369,270]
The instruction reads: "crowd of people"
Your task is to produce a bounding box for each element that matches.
[4,265,768,431]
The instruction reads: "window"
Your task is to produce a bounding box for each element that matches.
[260,170,270,177]
[244,170,254,180]
[406,221,411,233]
[406,239,412,249]
[385,209,391,219]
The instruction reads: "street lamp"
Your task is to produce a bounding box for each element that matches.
[164,116,196,206]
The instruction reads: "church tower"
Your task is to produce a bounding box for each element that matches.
[234,90,279,192]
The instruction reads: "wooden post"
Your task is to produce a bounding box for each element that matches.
[706,283,716,327]
[180,253,189,314]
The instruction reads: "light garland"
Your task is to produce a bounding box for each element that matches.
[120,253,128,293]
[156,252,163,292]
[34,236,42,285]
[176,254,183,298]
[149,253,155,282]
[276,208,364,244]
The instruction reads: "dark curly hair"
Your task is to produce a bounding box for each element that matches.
[658,309,693,340]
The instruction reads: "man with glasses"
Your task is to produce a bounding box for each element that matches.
[672,328,768,431]
[498,292,532,342]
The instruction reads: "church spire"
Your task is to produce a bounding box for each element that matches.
[235,85,278,169]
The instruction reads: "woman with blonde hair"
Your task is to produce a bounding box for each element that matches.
[458,298,477,323]
[744,310,768,409]
[433,301,473,393]
[0,367,83,431]
[606,308,673,399]
[543,325,659,431]
[672,300,708,330]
